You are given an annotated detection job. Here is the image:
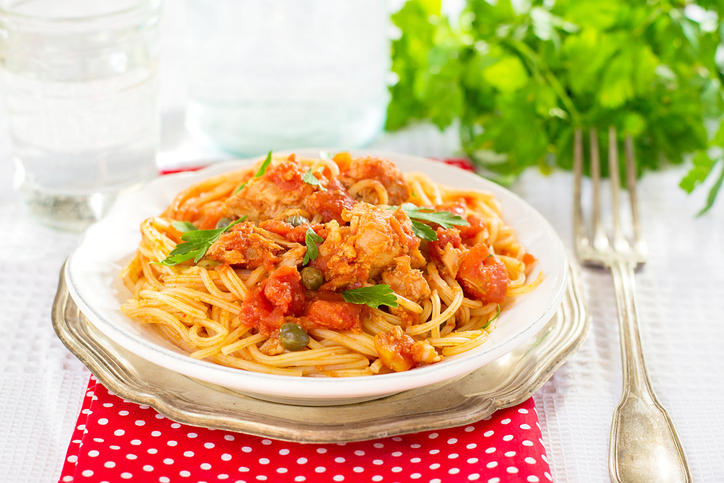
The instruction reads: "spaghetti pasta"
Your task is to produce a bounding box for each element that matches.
[120,153,543,377]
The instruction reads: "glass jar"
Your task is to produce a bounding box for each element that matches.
[185,0,390,156]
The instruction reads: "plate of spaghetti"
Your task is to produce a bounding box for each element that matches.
[66,151,568,405]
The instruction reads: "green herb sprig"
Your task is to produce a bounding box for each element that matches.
[392,203,469,241]
[159,216,247,267]
[388,0,724,214]
[234,151,273,194]
[342,285,399,309]
[302,226,323,265]
[303,169,327,191]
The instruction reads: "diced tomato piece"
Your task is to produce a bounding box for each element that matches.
[263,266,305,316]
[237,285,285,336]
[456,244,509,304]
[303,292,366,332]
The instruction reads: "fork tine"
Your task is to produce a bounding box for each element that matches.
[608,127,628,251]
[590,128,607,250]
[624,135,645,259]
[573,129,588,252]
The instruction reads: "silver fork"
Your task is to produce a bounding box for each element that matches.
[573,127,692,483]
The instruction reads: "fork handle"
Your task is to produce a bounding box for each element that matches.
[609,260,691,483]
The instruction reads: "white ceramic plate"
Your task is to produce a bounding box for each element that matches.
[65,150,568,405]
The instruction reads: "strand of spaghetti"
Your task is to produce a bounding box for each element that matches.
[348,179,389,205]
[507,270,544,296]
[320,369,374,377]
[245,266,266,288]
[442,331,488,356]
[407,179,433,206]
[121,306,191,342]
[419,299,433,326]
[198,266,235,301]
[190,324,249,359]
[308,329,377,357]
[469,303,500,317]
[430,290,442,339]
[309,158,340,178]
[426,262,455,302]
[369,358,385,374]
[371,307,402,326]
[165,287,241,315]
[216,265,249,300]
[138,290,208,319]
[213,353,304,376]
[395,293,423,314]
[246,344,356,367]
[456,315,490,332]
[428,330,485,347]
[220,333,267,355]
[441,318,456,336]
[406,172,443,205]
[311,359,372,372]
[362,316,396,336]
[163,168,251,219]
[407,285,463,336]
[139,256,165,290]
[187,321,228,348]
[181,177,239,220]
[120,253,143,292]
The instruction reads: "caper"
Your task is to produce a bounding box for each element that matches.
[215,217,232,229]
[279,323,310,351]
[286,215,309,227]
[301,266,324,291]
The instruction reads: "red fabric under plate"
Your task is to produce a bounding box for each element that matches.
[60,376,552,483]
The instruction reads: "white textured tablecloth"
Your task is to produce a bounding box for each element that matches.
[2,2,724,482]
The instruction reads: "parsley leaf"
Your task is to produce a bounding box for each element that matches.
[391,203,469,241]
[342,285,399,309]
[172,221,198,233]
[159,216,247,267]
[388,0,724,213]
[234,151,273,194]
[400,203,469,229]
[302,226,323,265]
[410,220,437,241]
[303,169,327,191]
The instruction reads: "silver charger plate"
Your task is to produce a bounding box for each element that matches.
[52,262,589,444]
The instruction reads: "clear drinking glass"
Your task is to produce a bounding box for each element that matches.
[185,0,390,156]
[0,0,162,231]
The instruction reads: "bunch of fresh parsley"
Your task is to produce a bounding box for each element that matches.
[387,0,724,214]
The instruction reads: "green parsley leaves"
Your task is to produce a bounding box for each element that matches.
[302,226,323,265]
[234,151,273,194]
[392,203,469,241]
[388,0,724,213]
[159,216,247,267]
[342,285,399,309]
[303,169,327,191]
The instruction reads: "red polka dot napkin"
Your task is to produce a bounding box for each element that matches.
[59,376,552,483]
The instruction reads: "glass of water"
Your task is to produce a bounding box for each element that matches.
[185,0,390,156]
[0,0,162,231]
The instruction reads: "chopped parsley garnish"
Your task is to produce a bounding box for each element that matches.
[342,285,399,309]
[159,216,247,267]
[391,203,469,241]
[234,151,273,194]
[302,226,323,265]
[303,168,327,191]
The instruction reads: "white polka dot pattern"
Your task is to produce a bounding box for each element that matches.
[59,378,551,482]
